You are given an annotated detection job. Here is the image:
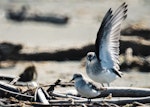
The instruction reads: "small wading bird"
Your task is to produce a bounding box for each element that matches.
[86,3,128,86]
[70,74,103,101]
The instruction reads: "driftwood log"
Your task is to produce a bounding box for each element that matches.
[0,79,150,106]
[6,6,69,24]
[3,38,150,61]
[121,25,150,40]
[0,34,149,62]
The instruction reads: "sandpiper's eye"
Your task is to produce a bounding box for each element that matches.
[88,54,92,59]
[93,55,97,59]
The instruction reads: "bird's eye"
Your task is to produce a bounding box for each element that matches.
[88,54,93,59]
[92,55,96,59]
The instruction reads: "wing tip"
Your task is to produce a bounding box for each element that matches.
[112,68,122,78]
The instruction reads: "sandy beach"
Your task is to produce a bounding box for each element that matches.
[0,0,149,89]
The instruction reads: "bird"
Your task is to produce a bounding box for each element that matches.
[70,74,102,100]
[86,2,128,87]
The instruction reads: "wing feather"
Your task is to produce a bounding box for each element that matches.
[95,3,128,76]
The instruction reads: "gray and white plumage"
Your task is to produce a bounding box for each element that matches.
[70,74,101,98]
[86,3,128,86]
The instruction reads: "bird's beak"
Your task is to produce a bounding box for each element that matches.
[69,77,75,82]
[89,59,91,62]
[87,57,92,62]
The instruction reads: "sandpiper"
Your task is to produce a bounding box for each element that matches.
[70,74,101,99]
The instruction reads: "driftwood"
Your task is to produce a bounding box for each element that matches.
[4,40,149,61]
[26,14,69,25]
[0,86,34,101]
[0,81,19,93]
[2,42,148,72]
[0,75,16,81]
[0,42,22,61]
[48,97,150,105]
[0,79,150,106]
[0,39,149,71]
[99,87,150,97]
[1,36,149,61]
[0,35,149,62]
[121,25,150,40]
[6,6,69,24]
[3,95,150,106]
[35,88,49,104]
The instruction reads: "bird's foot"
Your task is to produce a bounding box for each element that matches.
[87,99,91,103]
[105,93,112,99]
[100,87,107,91]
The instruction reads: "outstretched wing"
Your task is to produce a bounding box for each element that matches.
[95,3,127,74]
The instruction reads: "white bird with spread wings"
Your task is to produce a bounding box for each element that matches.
[86,3,128,86]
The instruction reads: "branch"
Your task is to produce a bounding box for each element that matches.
[0,87,34,101]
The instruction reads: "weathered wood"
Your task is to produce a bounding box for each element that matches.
[99,87,150,97]
[0,42,22,61]
[5,38,149,62]
[6,6,69,24]
[47,96,150,105]
[15,81,38,87]
[47,79,61,93]
[1,96,150,106]
[52,87,150,98]
[0,81,19,93]
[73,96,150,105]
[35,88,49,104]
[9,76,20,85]
[51,92,86,100]
[0,86,34,101]
[1,83,150,106]
[0,75,16,81]
[121,26,150,40]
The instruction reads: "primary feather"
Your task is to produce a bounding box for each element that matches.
[95,2,127,74]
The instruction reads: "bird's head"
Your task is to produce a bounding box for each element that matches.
[70,74,83,82]
[86,52,97,62]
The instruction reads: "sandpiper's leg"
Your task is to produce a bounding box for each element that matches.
[100,83,107,90]
[102,83,105,87]
[100,86,107,91]
[87,98,91,103]
[107,83,110,87]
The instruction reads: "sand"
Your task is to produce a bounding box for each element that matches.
[0,0,149,88]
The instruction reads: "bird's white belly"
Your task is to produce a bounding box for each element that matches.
[88,69,117,84]
[77,86,100,98]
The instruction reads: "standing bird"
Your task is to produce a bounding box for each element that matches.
[86,3,128,86]
[70,74,101,99]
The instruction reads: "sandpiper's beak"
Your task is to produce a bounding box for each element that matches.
[87,55,92,62]
[69,77,75,82]
[89,58,92,62]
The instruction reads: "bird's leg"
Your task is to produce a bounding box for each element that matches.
[100,86,107,91]
[107,83,110,87]
[87,98,91,103]
[100,83,107,90]
[105,93,112,99]
[101,83,105,87]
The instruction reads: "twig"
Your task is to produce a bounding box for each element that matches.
[34,88,49,104]
[0,87,34,101]
[51,92,86,100]
[48,96,150,105]
[9,76,20,85]
[47,79,61,93]
[0,81,19,92]
[0,75,16,81]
